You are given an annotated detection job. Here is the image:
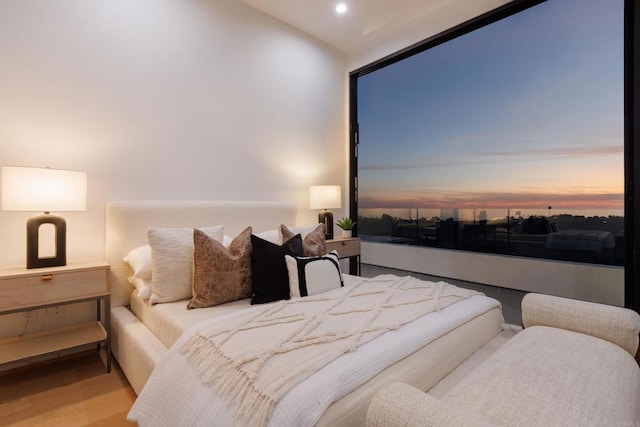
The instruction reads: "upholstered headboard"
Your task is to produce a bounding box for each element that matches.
[105,201,297,307]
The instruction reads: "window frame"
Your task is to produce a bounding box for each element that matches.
[349,0,639,311]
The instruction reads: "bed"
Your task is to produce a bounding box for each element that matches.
[105,200,504,426]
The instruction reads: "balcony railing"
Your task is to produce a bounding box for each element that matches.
[358,208,624,266]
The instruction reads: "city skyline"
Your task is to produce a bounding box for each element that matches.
[358,208,623,225]
[358,0,623,217]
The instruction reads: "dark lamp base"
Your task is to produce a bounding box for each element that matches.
[319,210,334,240]
[26,214,67,269]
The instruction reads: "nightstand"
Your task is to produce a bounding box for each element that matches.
[0,261,111,372]
[326,237,361,275]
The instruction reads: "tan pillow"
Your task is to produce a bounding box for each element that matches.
[188,227,253,309]
[281,224,326,256]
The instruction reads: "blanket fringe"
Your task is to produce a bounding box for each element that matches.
[180,334,278,426]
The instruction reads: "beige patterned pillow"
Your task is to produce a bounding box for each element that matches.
[281,224,326,256]
[188,227,253,309]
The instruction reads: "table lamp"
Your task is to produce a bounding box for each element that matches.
[309,185,341,240]
[1,166,87,269]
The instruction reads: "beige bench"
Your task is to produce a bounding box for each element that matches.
[367,293,640,427]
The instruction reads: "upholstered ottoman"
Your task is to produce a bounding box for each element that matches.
[367,293,640,427]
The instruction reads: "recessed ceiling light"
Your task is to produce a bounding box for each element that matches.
[336,3,347,14]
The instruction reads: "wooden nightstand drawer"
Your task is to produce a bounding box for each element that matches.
[0,262,108,311]
[326,238,361,258]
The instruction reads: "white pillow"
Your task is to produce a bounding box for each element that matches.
[129,276,152,300]
[285,251,343,298]
[123,244,152,280]
[148,225,224,304]
[254,229,280,244]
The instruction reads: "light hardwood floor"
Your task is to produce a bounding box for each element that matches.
[0,350,136,426]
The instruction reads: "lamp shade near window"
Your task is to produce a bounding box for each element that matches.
[309,185,341,240]
[1,166,87,268]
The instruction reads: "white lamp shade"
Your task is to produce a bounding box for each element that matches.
[1,166,87,212]
[309,185,342,210]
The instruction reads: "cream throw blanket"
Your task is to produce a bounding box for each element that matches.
[179,275,481,426]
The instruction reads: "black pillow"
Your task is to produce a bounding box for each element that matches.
[250,233,304,304]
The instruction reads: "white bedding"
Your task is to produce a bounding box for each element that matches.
[128,277,500,426]
[130,274,366,349]
[107,201,504,425]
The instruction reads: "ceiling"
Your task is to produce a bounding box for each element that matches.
[240,0,446,53]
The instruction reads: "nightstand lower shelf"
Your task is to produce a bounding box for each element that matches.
[0,321,107,366]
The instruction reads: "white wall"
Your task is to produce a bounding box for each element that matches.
[0,0,348,267]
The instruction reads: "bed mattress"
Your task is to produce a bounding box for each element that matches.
[130,292,250,349]
[130,274,367,349]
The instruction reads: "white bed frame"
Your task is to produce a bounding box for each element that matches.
[105,200,504,425]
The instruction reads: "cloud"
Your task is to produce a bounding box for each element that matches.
[360,143,622,171]
[360,159,478,171]
[477,145,622,158]
[359,190,623,210]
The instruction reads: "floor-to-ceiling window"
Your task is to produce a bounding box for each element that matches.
[350,0,638,309]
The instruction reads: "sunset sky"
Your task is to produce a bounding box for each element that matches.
[358,0,623,216]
